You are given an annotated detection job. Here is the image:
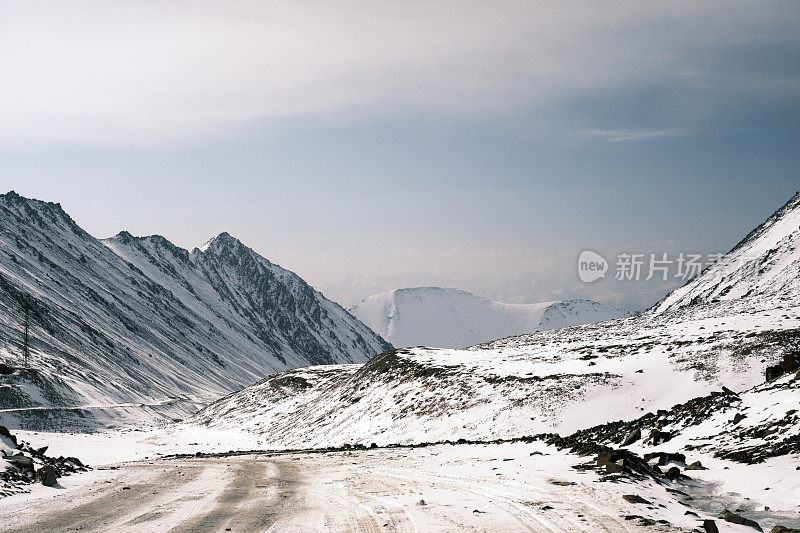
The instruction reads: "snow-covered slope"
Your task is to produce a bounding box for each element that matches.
[655,191,800,313]
[350,287,632,348]
[185,190,800,450]
[0,191,390,429]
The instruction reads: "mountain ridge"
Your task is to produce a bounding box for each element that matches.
[0,191,391,430]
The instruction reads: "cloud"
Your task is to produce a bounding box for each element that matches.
[1,1,798,145]
[576,129,687,142]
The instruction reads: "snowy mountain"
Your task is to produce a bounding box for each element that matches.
[350,287,633,348]
[184,190,800,451]
[655,191,800,313]
[0,191,390,429]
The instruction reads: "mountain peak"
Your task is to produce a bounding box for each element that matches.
[1,190,83,236]
[197,232,240,253]
[1,190,64,213]
[654,189,800,313]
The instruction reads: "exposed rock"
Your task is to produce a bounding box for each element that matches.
[771,526,800,533]
[684,461,707,471]
[643,452,685,466]
[65,457,84,467]
[620,428,641,446]
[36,465,57,487]
[648,429,674,445]
[703,520,720,533]
[0,426,18,447]
[721,509,763,532]
[664,466,684,481]
[622,494,651,505]
[6,455,33,471]
[766,352,800,381]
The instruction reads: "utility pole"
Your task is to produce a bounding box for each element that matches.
[22,297,30,368]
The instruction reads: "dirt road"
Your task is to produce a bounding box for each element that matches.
[0,444,674,532]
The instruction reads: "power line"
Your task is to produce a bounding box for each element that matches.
[22,296,30,368]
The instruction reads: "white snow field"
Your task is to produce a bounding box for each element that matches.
[350,286,632,348]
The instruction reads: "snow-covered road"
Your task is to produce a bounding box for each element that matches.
[1,442,721,532]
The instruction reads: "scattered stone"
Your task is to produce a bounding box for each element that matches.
[415,499,426,506]
[721,509,763,532]
[122,487,131,491]
[622,494,651,505]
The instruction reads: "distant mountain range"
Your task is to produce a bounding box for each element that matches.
[350,287,632,348]
[0,191,390,429]
[321,269,678,312]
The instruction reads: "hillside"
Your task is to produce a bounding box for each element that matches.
[0,191,390,430]
[185,190,800,450]
[350,287,632,348]
[655,191,800,313]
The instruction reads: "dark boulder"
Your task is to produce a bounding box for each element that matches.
[6,454,34,471]
[685,460,707,471]
[65,456,84,467]
[0,426,18,447]
[36,465,57,487]
[765,352,800,382]
[721,509,762,532]
[664,466,683,481]
[622,494,651,504]
[771,527,800,533]
[644,452,685,466]
[703,520,720,533]
[648,429,674,445]
[620,428,641,446]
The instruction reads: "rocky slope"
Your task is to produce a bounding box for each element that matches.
[0,191,390,429]
[350,287,632,348]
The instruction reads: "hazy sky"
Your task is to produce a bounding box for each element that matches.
[2,1,799,299]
